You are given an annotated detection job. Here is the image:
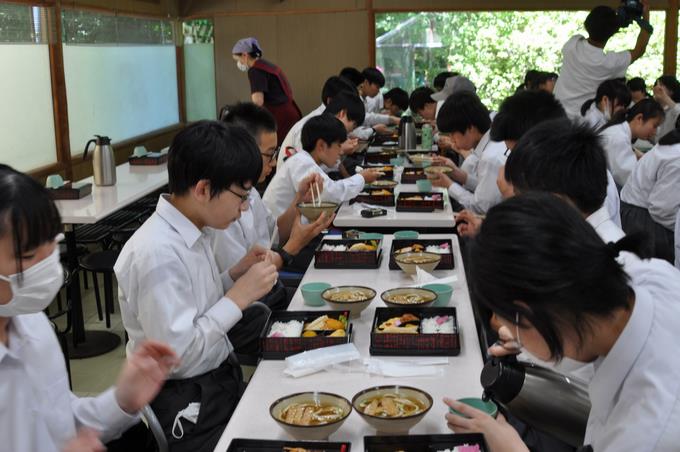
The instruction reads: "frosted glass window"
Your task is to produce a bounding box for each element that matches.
[0,44,58,172]
[185,43,217,121]
[63,45,179,155]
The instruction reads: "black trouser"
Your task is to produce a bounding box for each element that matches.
[150,357,245,452]
[621,201,675,263]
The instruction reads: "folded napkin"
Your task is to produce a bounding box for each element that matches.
[284,343,361,378]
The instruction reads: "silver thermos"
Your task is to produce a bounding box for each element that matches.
[83,135,116,186]
[399,115,416,150]
[480,357,591,447]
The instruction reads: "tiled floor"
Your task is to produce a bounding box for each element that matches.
[51,272,255,398]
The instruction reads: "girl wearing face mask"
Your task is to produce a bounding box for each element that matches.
[580,79,632,131]
[444,192,680,452]
[599,98,665,189]
[0,165,179,452]
[231,37,302,144]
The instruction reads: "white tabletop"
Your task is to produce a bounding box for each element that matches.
[214,234,484,451]
[55,162,168,224]
[333,184,456,229]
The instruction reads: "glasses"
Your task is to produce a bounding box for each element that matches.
[228,188,251,203]
[261,148,279,162]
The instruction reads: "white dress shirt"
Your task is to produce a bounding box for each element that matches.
[605,169,622,227]
[363,92,391,127]
[600,122,637,188]
[115,195,243,379]
[656,103,680,142]
[447,131,506,214]
[278,103,326,167]
[0,313,137,451]
[553,35,631,117]
[585,257,680,451]
[620,142,680,230]
[674,209,680,269]
[217,190,276,272]
[263,151,365,218]
[582,102,607,130]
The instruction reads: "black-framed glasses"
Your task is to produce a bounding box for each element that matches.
[261,147,279,162]
[228,188,250,203]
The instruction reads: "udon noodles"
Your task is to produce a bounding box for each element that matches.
[399,254,439,264]
[327,290,370,302]
[359,393,426,418]
[384,293,433,304]
[279,402,345,426]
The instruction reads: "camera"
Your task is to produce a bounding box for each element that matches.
[617,0,653,33]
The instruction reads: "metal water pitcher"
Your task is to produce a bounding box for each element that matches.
[83,135,116,186]
[399,115,417,150]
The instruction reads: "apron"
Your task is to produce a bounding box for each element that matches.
[252,59,302,143]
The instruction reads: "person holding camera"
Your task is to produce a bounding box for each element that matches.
[554,2,652,117]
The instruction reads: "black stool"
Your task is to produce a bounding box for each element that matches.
[79,249,120,328]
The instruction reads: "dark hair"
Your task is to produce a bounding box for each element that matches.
[339,67,364,87]
[470,192,643,360]
[408,87,436,114]
[433,71,460,91]
[301,113,348,152]
[436,91,491,135]
[627,76,648,94]
[602,97,665,130]
[580,79,632,116]
[168,120,262,197]
[505,119,607,215]
[220,102,276,143]
[585,6,620,43]
[321,75,356,106]
[324,91,366,128]
[490,90,566,142]
[383,87,409,112]
[656,75,680,103]
[362,67,385,87]
[527,71,557,90]
[0,165,62,276]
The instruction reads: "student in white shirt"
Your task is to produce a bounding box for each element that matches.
[652,75,680,141]
[263,113,381,218]
[115,121,278,452]
[353,67,399,138]
[445,192,680,452]
[579,79,631,130]
[382,87,409,117]
[675,209,680,269]
[220,103,333,305]
[620,128,680,263]
[428,91,507,214]
[408,87,438,123]
[277,75,356,167]
[600,98,665,188]
[0,165,178,452]
[553,4,652,117]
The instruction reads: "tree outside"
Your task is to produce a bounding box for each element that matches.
[376,11,666,110]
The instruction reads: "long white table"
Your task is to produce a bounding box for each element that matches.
[333,184,456,229]
[54,161,168,356]
[214,234,484,451]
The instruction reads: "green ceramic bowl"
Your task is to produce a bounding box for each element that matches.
[358,232,384,240]
[422,283,453,306]
[416,179,433,192]
[449,397,498,419]
[394,230,419,240]
[301,282,332,307]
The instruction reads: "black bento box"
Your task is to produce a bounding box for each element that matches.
[396,192,445,212]
[354,188,395,207]
[369,307,460,356]
[228,438,352,452]
[400,167,427,183]
[364,433,487,452]
[365,149,397,165]
[260,310,354,359]
[389,239,454,270]
[314,239,383,269]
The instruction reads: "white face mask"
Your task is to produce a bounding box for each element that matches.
[0,247,64,317]
[236,61,248,72]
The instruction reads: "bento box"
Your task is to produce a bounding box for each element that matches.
[365,149,397,165]
[364,433,487,452]
[228,438,351,452]
[369,307,460,356]
[260,310,354,359]
[389,239,454,270]
[314,239,383,269]
[396,192,444,212]
[354,188,395,207]
[400,168,427,183]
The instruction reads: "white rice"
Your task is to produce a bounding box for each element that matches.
[421,316,455,334]
[268,320,304,338]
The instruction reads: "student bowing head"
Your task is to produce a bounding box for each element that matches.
[301,113,348,168]
[168,120,262,229]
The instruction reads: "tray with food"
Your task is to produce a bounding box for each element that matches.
[369,307,460,356]
[400,168,427,184]
[367,165,394,181]
[396,192,444,212]
[228,438,351,452]
[314,239,382,269]
[354,187,395,206]
[260,311,354,359]
[389,239,454,270]
[365,179,399,189]
[364,433,488,452]
[365,149,398,165]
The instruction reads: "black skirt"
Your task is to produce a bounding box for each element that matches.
[620,201,675,263]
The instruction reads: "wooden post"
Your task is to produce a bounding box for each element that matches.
[663,0,678,75]
[368,0,376,67]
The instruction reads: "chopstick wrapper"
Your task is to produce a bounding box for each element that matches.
[284,343,361,378]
